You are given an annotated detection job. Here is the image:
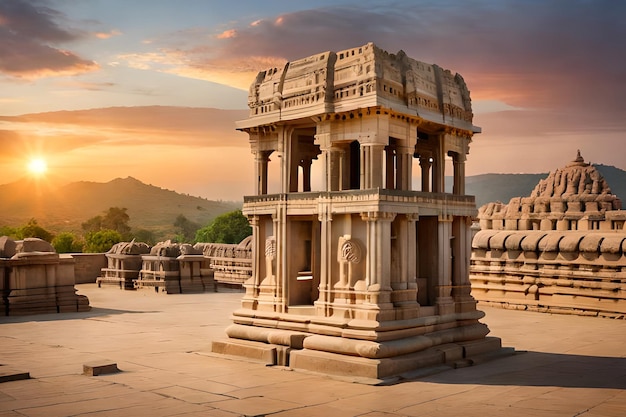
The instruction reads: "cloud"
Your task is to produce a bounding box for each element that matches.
[129,1,624,131]
[95,29,122,39]
[0,0,98,78]
[56,81,116,91]
[0,106,249,155]
[217,29,237,40]
[116,49,286,90]
[0,125,106,163]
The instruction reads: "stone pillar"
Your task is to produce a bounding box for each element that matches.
[326,147,343,191]
[338,143,352,190]
[436,214,454,315]
[249,216,260,288]
[406,213,418,296]
[452,152,466,195]
[419,156,432,193]
[257,209,286,313]
[277,126,295,194]
[238,214,259,305]
[362,143,385,189]
[288,132,299,193]
[301,158,313,192]
[452,216,476,313]
[390,215,419,319]
[315,202,333,315]
[432,135,445,193]
[396,147,413,191]
[390,217,404,290]
[362,212,395,308]
[277,204,288,313]
[254,151,271,195]
[385,145,395,189]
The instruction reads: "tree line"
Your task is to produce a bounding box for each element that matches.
[0,207,251,254]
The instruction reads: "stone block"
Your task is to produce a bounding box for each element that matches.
[83,361,120,376]
[290,346,445,380]
[458,336,502,357]
[434,343,464,363]
[211,339,277,365]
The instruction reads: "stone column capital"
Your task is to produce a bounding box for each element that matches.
[360,211,397,222]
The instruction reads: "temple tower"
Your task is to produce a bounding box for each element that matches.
[213,43,503,381]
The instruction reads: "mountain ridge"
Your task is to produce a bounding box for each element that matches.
[466,164,626,207]
[0,176,241,238]
[2,164,624,237]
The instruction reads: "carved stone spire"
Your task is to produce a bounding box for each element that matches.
[531,150,611,198]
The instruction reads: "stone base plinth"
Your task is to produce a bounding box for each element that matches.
[212,308,509,382]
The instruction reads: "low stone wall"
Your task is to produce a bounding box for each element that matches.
[470,229,626,318]
[71,253,107,284]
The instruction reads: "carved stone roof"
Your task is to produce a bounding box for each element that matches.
[236,42,478,133]
[477,151,622,224]
[529,150,613,199]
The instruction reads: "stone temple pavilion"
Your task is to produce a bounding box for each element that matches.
[212,43,504,381]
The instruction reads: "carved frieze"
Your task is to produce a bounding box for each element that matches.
[238,42,477,132]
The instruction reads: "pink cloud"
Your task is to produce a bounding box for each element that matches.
[0,0,98,78]
[137,1,624,135]
[0,106,249,154]
[95,29,122,39]
[217,29,237,39]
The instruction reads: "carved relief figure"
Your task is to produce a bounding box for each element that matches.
[264,236,277,282]
[336,235,362,288]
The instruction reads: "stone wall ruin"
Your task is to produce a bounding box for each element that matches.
[1,237,90,316]
[471,152,626,318]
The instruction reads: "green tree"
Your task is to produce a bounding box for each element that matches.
[0,225,17,239]
[174,214,200,243]
[52,232,83,253]
[102,207,131,237]
[81,215,103,233]
[82,207,131,239]
[132,229,157,246]
[16,219,54,242]
[195,210,251,244]
[83,229,122,253]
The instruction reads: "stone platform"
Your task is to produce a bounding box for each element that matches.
[1,284,624,416]
[214,308,509,382]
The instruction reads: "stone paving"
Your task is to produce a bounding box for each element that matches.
[1,284,625,416]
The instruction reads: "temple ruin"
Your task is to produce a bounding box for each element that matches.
[96,240,150,289]
[1,237,90,316]
[96,239,251,293]
[477,150,623,232]
[198,236,253,286]
[212,43,505,381]
[471,152,626,318]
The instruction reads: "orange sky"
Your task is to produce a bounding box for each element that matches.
[1,1,625,200]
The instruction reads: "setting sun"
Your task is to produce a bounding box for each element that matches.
[27,157,48,176]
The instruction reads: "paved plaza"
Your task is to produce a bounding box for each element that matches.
[1,284,625,416]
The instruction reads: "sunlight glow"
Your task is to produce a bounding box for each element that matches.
[27,158,48,176]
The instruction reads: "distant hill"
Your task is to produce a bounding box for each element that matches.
[2,165,623,238]
[466,164,626,208]
[595,164,626,204]
[0,177,241,238]
[466,173,548,207]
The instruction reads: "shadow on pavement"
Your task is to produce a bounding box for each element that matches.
[0,307,161,323]
[422,351,626,390]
